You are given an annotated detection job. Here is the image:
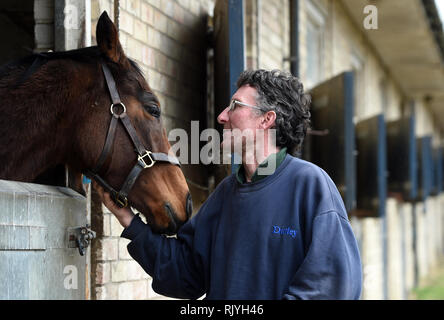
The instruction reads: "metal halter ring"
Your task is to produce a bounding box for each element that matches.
[138,151,155,168]
[110,102,127,116]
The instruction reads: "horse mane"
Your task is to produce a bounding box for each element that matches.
[0,46,143,88]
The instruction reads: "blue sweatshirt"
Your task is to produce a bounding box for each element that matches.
[121,154,362,299]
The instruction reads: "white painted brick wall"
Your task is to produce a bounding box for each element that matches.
[386,198,403,300]
[360,217,384,299]
[401,202,415,294]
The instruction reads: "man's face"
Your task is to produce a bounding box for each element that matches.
[217,85,263,155]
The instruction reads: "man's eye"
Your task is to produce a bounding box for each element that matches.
[144,104,161,117]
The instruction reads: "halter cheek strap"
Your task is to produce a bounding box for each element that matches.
[85,63,180,208]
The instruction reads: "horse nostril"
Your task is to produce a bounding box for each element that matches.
[186,193,193,218]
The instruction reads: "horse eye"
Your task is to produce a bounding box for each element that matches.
[144,104,161,118]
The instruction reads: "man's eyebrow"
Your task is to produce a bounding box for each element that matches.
[233,99,252,106]
[231,97,243,103]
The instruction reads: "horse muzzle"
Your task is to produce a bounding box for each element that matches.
[163,192,193,235]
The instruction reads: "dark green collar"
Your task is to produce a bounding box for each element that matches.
[236,147,287,184]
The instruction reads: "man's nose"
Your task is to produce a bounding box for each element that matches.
[217,107,229,124]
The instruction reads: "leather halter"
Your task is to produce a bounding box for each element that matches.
[85,63,180,208]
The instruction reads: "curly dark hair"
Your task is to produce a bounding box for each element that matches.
[236,69,311,156]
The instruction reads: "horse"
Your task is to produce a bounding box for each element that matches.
[0,11,192,235]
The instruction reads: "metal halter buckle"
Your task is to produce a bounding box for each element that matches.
[138,151,155,168]
[115,193,128,208]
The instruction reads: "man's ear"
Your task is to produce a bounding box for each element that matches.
[261,110,277,129]
[96,11,130,68]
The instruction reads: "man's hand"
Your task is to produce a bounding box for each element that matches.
[93,181,135,228]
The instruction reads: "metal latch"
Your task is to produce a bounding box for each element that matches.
[68,225,96,256]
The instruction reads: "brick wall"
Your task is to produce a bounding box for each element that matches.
[90,0,213,300]
[360,217,384,299]
[386,198,403,299]
[401,202,415,296]
[91,197,167,299]
[258,0,290,70]
[245,0,291,71]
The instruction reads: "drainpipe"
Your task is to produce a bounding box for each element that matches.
[257,0,261,68]
[228,0,245,173]
[290,0,299,77]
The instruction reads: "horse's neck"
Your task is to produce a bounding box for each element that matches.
[0,80,74,181]
[0,117,69,182]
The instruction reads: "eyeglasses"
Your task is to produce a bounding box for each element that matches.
[228,99,263,112]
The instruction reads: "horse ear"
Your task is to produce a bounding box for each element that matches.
[96,11,130,68]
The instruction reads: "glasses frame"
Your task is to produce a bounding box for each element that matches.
[228,99,263,112]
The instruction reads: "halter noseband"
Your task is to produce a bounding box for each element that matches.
[85,64,180,208]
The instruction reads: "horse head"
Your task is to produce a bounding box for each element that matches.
[0,11,191,234]
[79,12,192,234]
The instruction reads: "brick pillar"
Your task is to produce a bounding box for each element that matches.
[34,0,54,52]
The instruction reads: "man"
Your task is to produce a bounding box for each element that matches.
[95,69,362,299]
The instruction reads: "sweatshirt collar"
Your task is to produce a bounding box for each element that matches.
[236,147,288,184]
